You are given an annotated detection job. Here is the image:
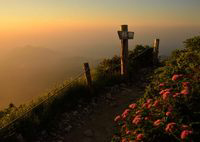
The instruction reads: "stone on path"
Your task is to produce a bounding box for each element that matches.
[16,134,25,142]
[82,137,93,142]
[65,125,72,133]
[106,93,112,99]
[121,87,132,92]
[83,129,94,137]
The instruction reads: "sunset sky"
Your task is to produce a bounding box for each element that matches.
[0,0,200,56]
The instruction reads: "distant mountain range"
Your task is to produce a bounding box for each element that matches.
[0,46,99,109]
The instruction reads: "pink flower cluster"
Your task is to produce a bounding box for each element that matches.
[132,115,142,125]
[113,74,193,142]
[153,119,162,126]
[165,122,176,133]
[181,82,190,96]
[129,103,137,109]
[122,109,131,119]
[172,74,183,81]
[181,130,192,140]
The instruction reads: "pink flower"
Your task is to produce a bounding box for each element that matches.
[143,102,151,109]
[173,93,181,98]
[142,103,151,109]
[181,125,189,130]
[136,134,144,141]
[136,110,142,115]
[145,117,150,120]
[122,124,126,129]
[122,109,131,119]
[159,83,165,87]
[147,99,152,104]
[121,138,127,142]
[181,89,190,96]
[159,90,166,95]
[166,112,171,117]
[147,104,152,109]
[154,119,162,126]
[172,74,183,81]
[172,74,179,81]
[123,109,131,114]
[153,100,160,107]
[126,130,131,135]
[114,115,121,122]
[132,115,142,125]
[163,91,170,101]
[142,103,147,108]
[180,130,192,140]
[159,88,172,95]
[182,82,190,87]
[132,117,142,125]
[165,122,176,133]
[135,115,142,118]
[129,103,137,109]
[165,88,173,92]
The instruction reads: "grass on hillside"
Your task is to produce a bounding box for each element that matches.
[0,44,154,141]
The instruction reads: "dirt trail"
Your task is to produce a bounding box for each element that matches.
[63,85,144,142]
[34,68,152,142]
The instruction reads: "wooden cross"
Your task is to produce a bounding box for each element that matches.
[117,25,134,76]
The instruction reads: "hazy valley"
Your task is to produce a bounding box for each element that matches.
[0,46,98,109]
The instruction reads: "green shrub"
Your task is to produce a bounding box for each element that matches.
[96,45,153,80]
[112,36,200,142]
[184,36,200,51]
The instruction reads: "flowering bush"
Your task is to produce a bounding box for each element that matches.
[112,74,196,142]
[112,36,200,142]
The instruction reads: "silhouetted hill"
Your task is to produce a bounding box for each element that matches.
[0,46,98,109]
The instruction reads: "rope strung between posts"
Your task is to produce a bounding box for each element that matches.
[0,48,151,133]
[0,69,87,132]
[132,47,152,60]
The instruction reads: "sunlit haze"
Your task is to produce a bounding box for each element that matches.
[0,0,199,108]
[1,0,200,55]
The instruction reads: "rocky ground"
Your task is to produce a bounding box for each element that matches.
[32,68,153,142]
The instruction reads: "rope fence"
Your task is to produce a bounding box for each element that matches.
[0,47,153,138]
[132,47,153,60]
[0,69,87,135]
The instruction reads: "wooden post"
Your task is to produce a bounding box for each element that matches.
[117,25,134,76]
[83,63,92,87]
[121,25,128,76]
[153,39,160,65]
